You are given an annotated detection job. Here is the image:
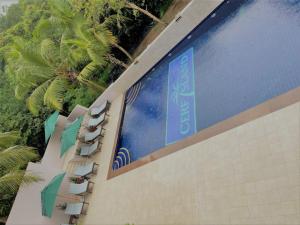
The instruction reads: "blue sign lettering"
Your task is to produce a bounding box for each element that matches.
[166,48,196,145]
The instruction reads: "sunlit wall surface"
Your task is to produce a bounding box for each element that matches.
[113,0,300,170]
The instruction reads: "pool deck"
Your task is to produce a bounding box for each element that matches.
[79,95,300,225]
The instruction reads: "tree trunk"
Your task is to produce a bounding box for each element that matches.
[92,29,133,62]
[113,43,133,62]
[107,54,128,69]
[125,2,167,26]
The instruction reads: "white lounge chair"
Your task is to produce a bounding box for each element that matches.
[80,141,101,156]
[69,180,93,195]
[80,140,101,156]
[90,100,110,117]
[87,113,105,128]
[74,162,98,177]
[65,202,89,215]
[84,127,103,143]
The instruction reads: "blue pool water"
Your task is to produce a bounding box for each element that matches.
[113,0,300,170]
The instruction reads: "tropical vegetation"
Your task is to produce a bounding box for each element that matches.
[0,0,173,221]
[0,131,40,222]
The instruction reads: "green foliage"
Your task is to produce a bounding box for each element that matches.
[0,0,172,115]
[0,4,23,32]
[0,132,20,150]
[0,0,174,220]
[0,71,51,150]
[64,85,99,112]
[0,131,41,219]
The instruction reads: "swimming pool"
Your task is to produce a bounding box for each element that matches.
[113,0,300,170]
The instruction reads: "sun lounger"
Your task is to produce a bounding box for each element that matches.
[90,100,110,117]
[80,140,101,156]
[69,180,93,195]
[84,127,103,143]
[74,162,98,177]
[87,113,105,128]
[65,202,88,215]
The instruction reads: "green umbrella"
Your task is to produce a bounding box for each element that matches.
[41,172,66,218]
[60,116,83,157]
[44,111,59,143]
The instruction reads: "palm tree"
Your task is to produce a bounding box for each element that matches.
[93,23,133,62]
[0,131,41,221]
[64,16,130,68]
[5,35,107,115]
[4,0,121,115]
[70,0,165,61]
[47,0,133,62]
[102,0,167,25]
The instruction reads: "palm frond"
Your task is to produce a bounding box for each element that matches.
[40,39,60,66]
[60,33,89,66]
[102,14,129,29]
[0,146,39,172]
[44,77,69,110]
[78,62,101,80]
[0,171,41,194]
[63,38,88,49]
[15,84,30,100]
[13,38,49,68]
[48,16,67,32]
[87,45,109,64]
[15,64,55,87]
[93,25,117,47]
[48,0,74,24]
[71,15,89,41]
[59,33,70,62]
[27,79,52,115]
[32,19,56,40]
[0,132,20,150]
[69,47,90,66]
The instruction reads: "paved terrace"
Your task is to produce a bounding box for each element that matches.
[6,107,88,225]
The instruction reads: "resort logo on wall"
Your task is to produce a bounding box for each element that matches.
[166,47,196,145]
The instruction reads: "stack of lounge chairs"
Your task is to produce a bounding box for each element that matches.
[77,101,110,157]
[62,162,99,222]
[62,101,110,223]
[88,100,110,127]
[79,141,100,156]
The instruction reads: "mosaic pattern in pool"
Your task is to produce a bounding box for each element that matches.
[113,0,300,170]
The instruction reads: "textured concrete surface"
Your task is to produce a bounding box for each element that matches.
[6,105,88,225]
[6,116,71,225]
[80,96,300,225]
